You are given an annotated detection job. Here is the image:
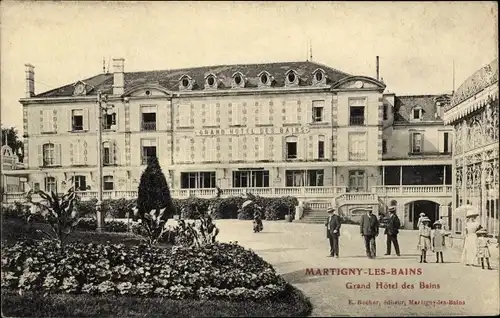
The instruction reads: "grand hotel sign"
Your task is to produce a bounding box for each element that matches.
[195,126,310,136]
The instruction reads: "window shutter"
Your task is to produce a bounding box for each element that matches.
[55,144,61,166]
[313,135,319,160]
[114,108,119,131]
[232,137,239,161]
[110,141,116,164]
[38,144,43,166]
[409,133,413,153]
[74,142,80,165]
[67,110,73,131]
[260,103,268,125]
[83,108,89,131]
[438,132,444,152]
[259,137,266,160]
[52,109,57,133]
[232,104,240,125]
[420,133,424,152]
[42,110,49,132]
[308,103,313,124]
[324,136,330,160]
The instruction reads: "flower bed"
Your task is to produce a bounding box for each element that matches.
[1,240,287,301]
[77,218,129,233]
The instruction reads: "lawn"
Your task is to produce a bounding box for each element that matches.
[1,217,312,317]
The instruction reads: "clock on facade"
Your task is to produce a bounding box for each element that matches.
[354,81,364,89]
[74,83,86,95]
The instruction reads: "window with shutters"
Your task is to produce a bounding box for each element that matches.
[440,131,452,153]
[285,101,298,124]
[318,135,325,159]
[258,136,269,161]
[43,143,55,166]
[103,176,114,190]
[308,169,324,186]
[72,175,87,191]
[312,100,324,122]
[206,104,217,127]
[178,104,191,128]
[204,137,217,162]
[259,103,270,125]
[73,141,84,165]
[383,104,388,120]
[232,104,243,126]
[411,132,423,153]
[141,139,157,165]
[412,107,423,121]
[348,132,367,160]
[103,141,116,165]
[42,109,54,133]
[72,110,84,131]
[349,98,366,126]
[44,177,57,193]
[285,136,298,159]
[382,139,388,154]
[141,105,157,131]
[104,112,117,130]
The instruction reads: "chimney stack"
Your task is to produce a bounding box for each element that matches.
[376,56,379,81]
[112,58,125,95]
[25,64,35,97]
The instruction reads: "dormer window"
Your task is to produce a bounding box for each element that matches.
[312,68,327,86]
[205,74,217,90]
[258,71,272,88]
[231,72,246,88]
[179,75,193,91]
[285,70,299,87]
[412,107,423,121]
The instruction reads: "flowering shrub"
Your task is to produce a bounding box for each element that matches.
[131,223,176,244]
[1,241,287,300]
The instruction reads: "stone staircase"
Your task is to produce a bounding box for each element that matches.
[295,193,383,224]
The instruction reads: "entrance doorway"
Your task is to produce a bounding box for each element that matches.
[409,200,439,229]
[348,170,366,192]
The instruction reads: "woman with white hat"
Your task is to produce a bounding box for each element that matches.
[475,229,492,270]
[416,212,426,229]
[460,206,482,266]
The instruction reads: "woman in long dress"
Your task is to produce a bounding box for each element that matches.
[461,214,482,266]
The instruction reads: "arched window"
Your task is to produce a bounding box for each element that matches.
[231,72,246,88]
[43,143,55,166]
[258,71,272,87]
[204,74,218,90]
[312,68,327,85]
[103,176,114,190]
[285,70,299,87]
[44,176,57,193]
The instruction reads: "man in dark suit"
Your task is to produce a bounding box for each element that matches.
[360,208,379,258]
[384,206,401,256]
[325,207,341,258]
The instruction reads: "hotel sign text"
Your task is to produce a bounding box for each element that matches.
[196,126,310,136]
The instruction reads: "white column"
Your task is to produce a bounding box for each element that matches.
[382,166,385,186]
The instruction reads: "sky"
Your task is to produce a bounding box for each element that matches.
[1,1,498,134]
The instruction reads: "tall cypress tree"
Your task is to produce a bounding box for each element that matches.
[136,156,174,219]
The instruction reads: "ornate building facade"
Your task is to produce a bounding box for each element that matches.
[444,59,499,239]
[3,58,453,227]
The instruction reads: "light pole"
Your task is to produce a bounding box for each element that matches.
[95,91,113,232]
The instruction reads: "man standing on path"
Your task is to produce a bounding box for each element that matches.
[360,208,379,258]
[325,207,341,258]
[384,206,401,256]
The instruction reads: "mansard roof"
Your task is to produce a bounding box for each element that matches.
[394,94,450,122]
[33,61,351,98]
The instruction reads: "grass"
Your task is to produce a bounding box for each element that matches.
[1,284,312,317]
[1,217,313,317]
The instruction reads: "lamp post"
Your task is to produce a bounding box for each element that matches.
[96,91,113,232]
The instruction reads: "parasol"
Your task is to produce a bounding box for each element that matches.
[241,200,254,209]
[454,205,479,217]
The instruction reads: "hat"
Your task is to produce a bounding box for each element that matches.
[419,213,426,217]
[327,207,335,213]
[476,229,488,235]
[433,220,442,225]
[421,217,431,223]
[388,206,396,212]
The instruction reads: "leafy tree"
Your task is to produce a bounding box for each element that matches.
[1,126,24,162]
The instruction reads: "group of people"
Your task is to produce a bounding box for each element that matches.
[325,205,494,268]
[325,206,401,259]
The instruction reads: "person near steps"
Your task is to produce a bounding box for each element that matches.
[432,220,447,263]
[360,208,379,259]
[384,206,401,256]
[417,217,432,263]
[325,207,341,258]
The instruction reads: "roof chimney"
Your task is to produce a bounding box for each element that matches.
[376,56,379,81]
[112,58,125,95]
[24,64,35,97]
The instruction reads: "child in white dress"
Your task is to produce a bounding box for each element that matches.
[476,229,492,270]
[417,217,432,263]
[432,220,448,263]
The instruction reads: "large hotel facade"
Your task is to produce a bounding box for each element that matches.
[2,58,457,230]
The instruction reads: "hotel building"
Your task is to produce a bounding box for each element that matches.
[2,58,454,228]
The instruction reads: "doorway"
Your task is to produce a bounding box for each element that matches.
[348,170,366,192]
[410,200,439,229]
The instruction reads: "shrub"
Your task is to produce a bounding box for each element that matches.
[1,241,287,300]
[1,202,29,221]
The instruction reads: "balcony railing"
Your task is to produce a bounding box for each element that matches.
[372,185,452,196]
[349,116,365,126]
[349,152,366,161]
[141,122,157,131]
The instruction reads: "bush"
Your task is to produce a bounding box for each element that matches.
[130,223,176,244]
[76,218,128,233]
[1,241,287,300]
[1,202,30,220]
